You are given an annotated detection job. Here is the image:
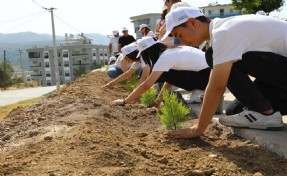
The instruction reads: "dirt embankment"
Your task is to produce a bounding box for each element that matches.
[0,71,286,176]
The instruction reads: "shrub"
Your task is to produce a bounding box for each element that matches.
[126,74,138,92]
[157,89,190,131]
[140,87,157,107]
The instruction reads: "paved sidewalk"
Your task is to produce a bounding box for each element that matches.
[178,89,287,160]
[0,86,57,106]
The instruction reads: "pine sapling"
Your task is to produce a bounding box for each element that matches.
[126,74,138,92]
[140,87,157,107]
[157,89,190,131]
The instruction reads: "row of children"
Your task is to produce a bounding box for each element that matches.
[102,1,287,139]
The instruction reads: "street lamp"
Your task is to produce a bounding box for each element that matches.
[19,50,26,83]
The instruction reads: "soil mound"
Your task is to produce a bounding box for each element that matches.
[0,71,286,176]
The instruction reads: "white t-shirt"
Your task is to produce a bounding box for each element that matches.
[146,31,156,38]
[111,54,147,70]
[210,15,287,66]
[130,57,148,69]
[110,53,130,69]
[109,36,119,53]
[152,46,208,72]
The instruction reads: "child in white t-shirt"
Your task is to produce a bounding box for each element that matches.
[112,37,211,106]
[103,43,150,89]
[161,6,287,138]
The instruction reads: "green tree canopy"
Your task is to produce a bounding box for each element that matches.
[232,0,285,15]
[257,0,285,15]
[0,60,14,87]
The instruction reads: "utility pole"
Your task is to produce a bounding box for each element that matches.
[32,1,60,90]
[19,50,26,83]
[3,50,6,90]
[49,7,60,90]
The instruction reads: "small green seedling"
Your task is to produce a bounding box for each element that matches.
[157,89,190,131]
[126,74,138,92]
[140,87,157,107]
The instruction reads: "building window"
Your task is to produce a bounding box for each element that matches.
[29,52,40,58]
[65,72,70,77]
[45,62,50,68]
[63,51,68,57]
[46,73,51,77]
[220,9,224,16]
[44,52,49,58]
[208,10,212,15]
[64,61,69,67]
[47,80,51,86]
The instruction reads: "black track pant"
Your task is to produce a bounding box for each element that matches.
[160,68,211,91]
[206,48,287,115]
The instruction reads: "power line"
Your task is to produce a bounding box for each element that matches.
[0,11,45,24]
[53,14,83,34]
[52,11,95,42]
[3,11,47,33]
[31,0,47,10]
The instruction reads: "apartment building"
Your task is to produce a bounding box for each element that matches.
[200,3,241,19]
[27,33,108,86]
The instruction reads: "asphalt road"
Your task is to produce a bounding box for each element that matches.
[0,86,57,106]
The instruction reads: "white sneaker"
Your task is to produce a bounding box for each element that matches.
[187,90,204,104]
[219,109,284,130]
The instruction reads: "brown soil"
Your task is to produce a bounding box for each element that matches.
[0,71,286,176]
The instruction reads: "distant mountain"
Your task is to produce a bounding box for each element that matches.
[0,32,109,45]
[0,32,109,69]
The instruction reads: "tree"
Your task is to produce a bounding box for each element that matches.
[0,60,14,87]
[232,0,260,14]
[74,64,87,77]
[157,89,190,131]
[257,0,285,15]
[231,0,285,15]
[140,87,157,107]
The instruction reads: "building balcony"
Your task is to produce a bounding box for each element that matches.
[30,65,43,70]
[31,74,42,78]
[71,53,89,57]
[29,57,41,61]
[72,63,89,66]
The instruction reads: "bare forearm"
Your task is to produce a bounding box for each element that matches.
[156,82,172,103]
[125,83,151,103]
[197,83,226,133]
[107,72,132,86]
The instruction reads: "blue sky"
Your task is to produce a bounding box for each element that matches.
[0,0,286,37]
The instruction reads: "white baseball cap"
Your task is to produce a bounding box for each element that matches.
[122,27,128,32]
[112,30,118,35]
[171,2,190,10]
[136,37,159,58]
[108,56,116,64]
[256,10,266,15]
[139,24,149,31]
[161,6,204,42]
[121,43,138,58]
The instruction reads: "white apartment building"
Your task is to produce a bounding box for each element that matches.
[200,3,241,19]
[27,34,108,86]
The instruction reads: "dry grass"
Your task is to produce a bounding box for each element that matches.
[0,97,42,119]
